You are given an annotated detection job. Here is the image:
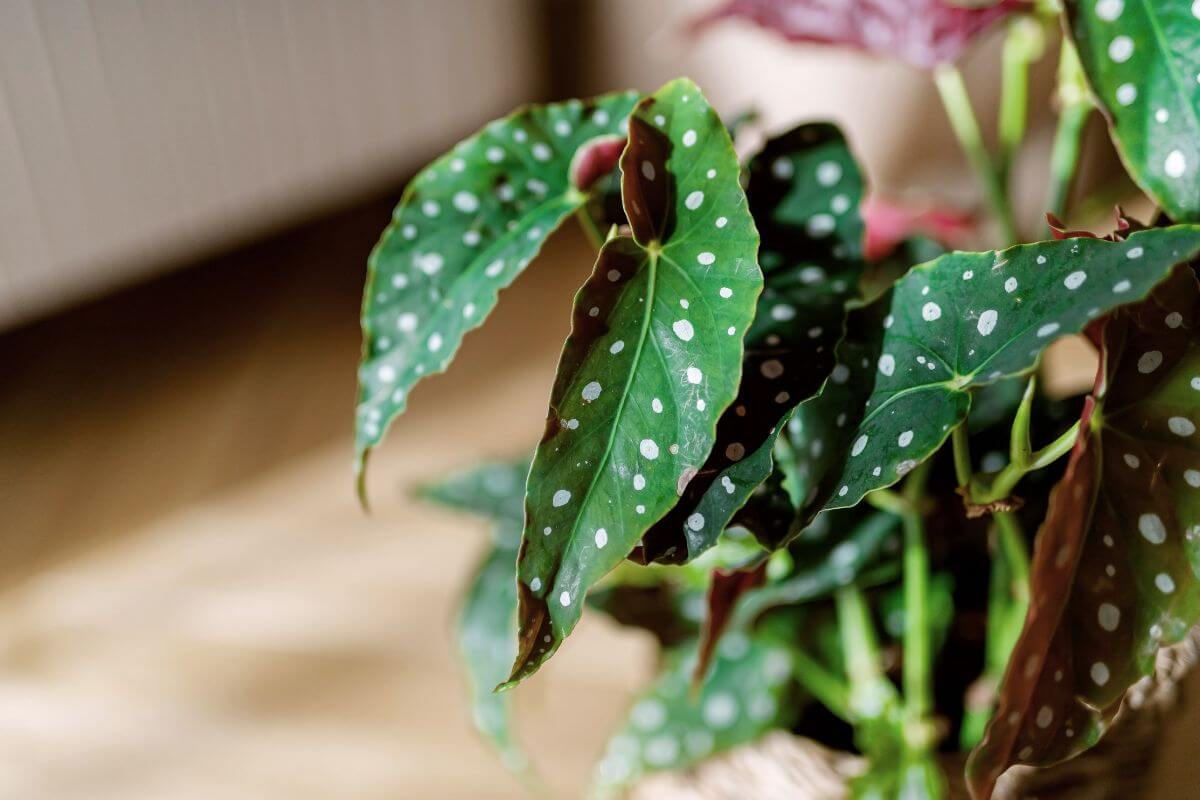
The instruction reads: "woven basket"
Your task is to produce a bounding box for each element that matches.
[632,630,1200,800]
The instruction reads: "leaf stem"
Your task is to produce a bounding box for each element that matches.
[997,17,1043,184]
[934,64,1020,246]
[574,207,605,250]
[790,646,853,722]
[835,585,897,722]
[973,418,1080,505]
[952,424,973,493]
[1046,41,1093,222]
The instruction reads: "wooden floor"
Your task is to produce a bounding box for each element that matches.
[0,196,652,799]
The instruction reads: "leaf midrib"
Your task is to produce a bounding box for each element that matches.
[556,244,659,610]
[1133,0,1200,151]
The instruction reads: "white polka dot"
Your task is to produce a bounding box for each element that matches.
[687,513,705,531]
[1137,351,1163,373]
[552,489,571,507]
[1037,322,1060,338]
[807,214,836,237]
[1124,453,1140,469]
[427,333,443,351]
[1064,271,1088,291]
[1098,603,1121,631]
[554,120,570,136]
[770,304,796,322]
[1139,512,1167,544]
[1116,83,1137,106]
[559,591,571,607]
[878,354,895,376]
[416,252,444,275]
[1005,277,1018,293]
[486,146,504,163]
[397,312,418,332]
[852,435,869,457]
[530,577,542,591]
[377,365,397,382]
[697,252,715,265]
[651,398,663,413]
[715,216,728,229]
[610,340,625,354]
[978,309,999,336]
[1036,706,1054,729]
[1185,469,1200,487]
[485,259,505,278]
[1108,35,1133,63]
[1095,0,1123,20]
[816,161,842,186]
[564,418,579,430]
[1091,662,1110,686]
[771,158,793,179]
[719,287,733,299]
[633,474,646,490]
[831,194,851,214]
[532,143,552,161]
[686,366,703,384]
[641,160,656,180]
[582,381,602,402]
[422,200,440,217]
[595,528,608,549]
[702,693,738,728]
[672,319,695,341]
[706,168,716,179]
[922,302,942,321]
[831,364,850,384]
[452,191,479,213]
[1113,279,1132,293]
[1156,573,1175,594]
[899,430,914,447]
[1169,416,1196,436]
[1166,150,1188,178]
[1156,108,1170,123]
[685,191,704,210]
[682,129,697,147]
[640,439,660,459]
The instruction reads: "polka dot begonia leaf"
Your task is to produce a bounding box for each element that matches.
[355,91,641,490]
[1066,0,1200,221]
[419,458,531,534]
[787,226,1200,533]
[456,526,527,777]
[692,0,1025,69]
[422,460,535,778]
[639,123,867,565]
[967,265,1200,799]
[592,629,801,796]
[505,79,763,687]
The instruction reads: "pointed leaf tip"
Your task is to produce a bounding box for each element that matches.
[354,91,641,483]
[968,264,1200,798]
[507,78,763,684]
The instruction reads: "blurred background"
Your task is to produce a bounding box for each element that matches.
[0,1,1163,798]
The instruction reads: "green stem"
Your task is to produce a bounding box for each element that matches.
[997,17,1042,184]
[574,207,605,250]
[952,424,973,494]
[899,463,934,748]
[1046,42,1093,222]
[973,419,1080,505]
[835,585,894,715]
[934,64,1020,246]
[790,647,853,722]
[994,510,1030,609]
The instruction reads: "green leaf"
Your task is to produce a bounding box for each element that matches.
[967,264,1200,799]
[456,529,529,775]
[640,122,867,564]
[506,79,763,685]
[356,91,640,481]
[787,227,1200,534]
[592,629,800,795]
[732,508,903,628]
[1065,0,1200,221]
[419,458,531,531]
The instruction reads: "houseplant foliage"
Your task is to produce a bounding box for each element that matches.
[357,0,1200,797]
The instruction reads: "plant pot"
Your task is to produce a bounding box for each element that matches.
[631,630,1200,799]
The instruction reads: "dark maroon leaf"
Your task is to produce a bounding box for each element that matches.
[692,560,769,687]
[692,0,1026,69]
[967,264,1200,798]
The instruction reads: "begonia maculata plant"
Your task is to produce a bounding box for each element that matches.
[354,1,1200,797]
